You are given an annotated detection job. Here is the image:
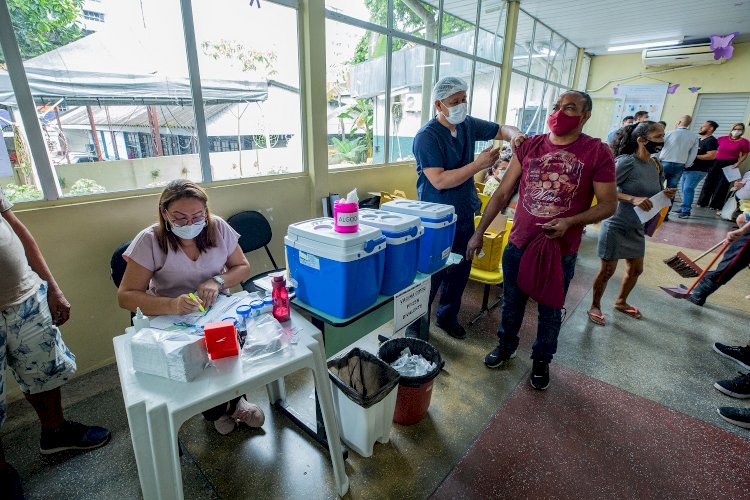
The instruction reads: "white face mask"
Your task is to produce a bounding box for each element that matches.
[441,102,467,125]
[731,130,743,137]
[170,220,206,240]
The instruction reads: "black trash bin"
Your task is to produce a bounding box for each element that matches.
[377,338,444,425]
[327,348,400,456]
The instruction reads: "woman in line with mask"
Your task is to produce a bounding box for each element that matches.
[588,121,676,325]
[117,179,264,435]
[698,123,750,212]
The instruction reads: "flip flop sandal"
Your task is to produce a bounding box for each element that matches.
[587,310,606,326]
[616,306,641,319]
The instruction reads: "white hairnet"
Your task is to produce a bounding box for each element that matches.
[431,76,468,102]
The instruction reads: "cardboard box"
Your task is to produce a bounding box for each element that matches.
[472,229,505,272]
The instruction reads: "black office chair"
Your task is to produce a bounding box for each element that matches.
[226,211,285,293]
[111,240,131,288]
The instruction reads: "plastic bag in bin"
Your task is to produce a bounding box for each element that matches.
[327,348,400,408]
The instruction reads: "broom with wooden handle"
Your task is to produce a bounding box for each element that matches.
[663,239,726,278]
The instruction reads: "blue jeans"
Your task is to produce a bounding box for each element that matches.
[678,170,707,214]
[661,161,685,212]
[497,243,577,362]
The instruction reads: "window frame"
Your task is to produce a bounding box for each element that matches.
[0,0,306,203]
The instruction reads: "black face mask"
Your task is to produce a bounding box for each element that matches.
[645,140,664,154]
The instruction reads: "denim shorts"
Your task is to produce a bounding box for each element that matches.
[0,282,77,429]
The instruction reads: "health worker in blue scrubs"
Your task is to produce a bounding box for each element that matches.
[411,76,525,339]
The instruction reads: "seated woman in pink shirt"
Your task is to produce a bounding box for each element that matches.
[117,179,263,435]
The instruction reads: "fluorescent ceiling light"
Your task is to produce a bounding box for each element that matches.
[607,39,682,52]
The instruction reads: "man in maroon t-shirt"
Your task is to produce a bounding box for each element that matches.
[466,90,617,390]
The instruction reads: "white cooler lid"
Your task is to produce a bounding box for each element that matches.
[287,217,383,248]
[380,200,455,220]
[359,209,422,233]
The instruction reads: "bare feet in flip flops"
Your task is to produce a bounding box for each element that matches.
[587,307,605,326]
[614,303,641,319]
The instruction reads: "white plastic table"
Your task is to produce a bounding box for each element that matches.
[113,310,349,499]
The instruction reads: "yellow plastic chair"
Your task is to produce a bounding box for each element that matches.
[468,217,512,325]
[478,192,490,214]
[475,181,486,193]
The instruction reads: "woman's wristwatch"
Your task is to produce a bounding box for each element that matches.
[211,275,225,287]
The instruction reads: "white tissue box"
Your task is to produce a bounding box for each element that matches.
[129,328,208,382]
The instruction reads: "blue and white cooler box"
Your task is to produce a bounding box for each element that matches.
[285,218,386,318]
[380,200,456,274]
[359,209,424,296]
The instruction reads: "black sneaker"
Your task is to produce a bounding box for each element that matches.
[714,372,750,399]
[713,343,750,370]
[678,212,690,219]
[484,345,517,368]
[39,421,111,455]
[435,317,467,339]
[717,406,750,429]
[530,360,550,390]
[0,464,24,500]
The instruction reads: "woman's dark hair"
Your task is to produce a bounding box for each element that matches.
[610,120,661,157]
[156,179,217,254]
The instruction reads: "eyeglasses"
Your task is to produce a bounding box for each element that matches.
[165,211,206,227]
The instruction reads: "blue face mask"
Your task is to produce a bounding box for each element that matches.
[169,220,206,239]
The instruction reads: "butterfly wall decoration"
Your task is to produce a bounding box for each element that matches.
[710,32,739,60]
[667,84,680,94]
[689,87,701,93]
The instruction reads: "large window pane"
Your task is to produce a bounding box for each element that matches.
[440,3,477,57]
[477,0,505,64]
[325,0,386,26]
[505,72,528,129]
[512,11,534,73]
[326,20,386,168]
[562,42,578,88]
[393,0,437,42]
[0,46,44,202]
[8,0,203,197]
[528,22,552,80]
[471,63,500,123]
[193,0,303,180]
[389,38,433,162]
[548,33,566,85]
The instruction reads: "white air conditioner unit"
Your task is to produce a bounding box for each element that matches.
[642,43,722,68]
[403,95,419,112]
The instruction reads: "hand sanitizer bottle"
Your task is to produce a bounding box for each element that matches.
[133,307,150,332]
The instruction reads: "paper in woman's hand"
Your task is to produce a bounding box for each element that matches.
[723,166,742,182]
[633,192,671,224]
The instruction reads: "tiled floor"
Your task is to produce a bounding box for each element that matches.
[4,215,750,499]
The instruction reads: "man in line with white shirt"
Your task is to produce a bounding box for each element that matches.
[659,115,699,217]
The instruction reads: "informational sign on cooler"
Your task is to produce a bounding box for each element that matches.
[393,279,431,333]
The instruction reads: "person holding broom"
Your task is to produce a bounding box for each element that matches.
[687,219,750,306]
[588,121,676,325]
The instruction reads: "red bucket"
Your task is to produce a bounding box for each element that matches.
[393,380,434,425]
[377,338,443,426]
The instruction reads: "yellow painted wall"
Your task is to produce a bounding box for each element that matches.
[584,42,750,140]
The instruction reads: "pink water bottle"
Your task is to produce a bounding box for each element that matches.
[334,199,359,233]
[272,275,290,322]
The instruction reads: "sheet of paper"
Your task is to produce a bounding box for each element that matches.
[633,191,671,224]
[148,291,260,330]
[723,166,742,182]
